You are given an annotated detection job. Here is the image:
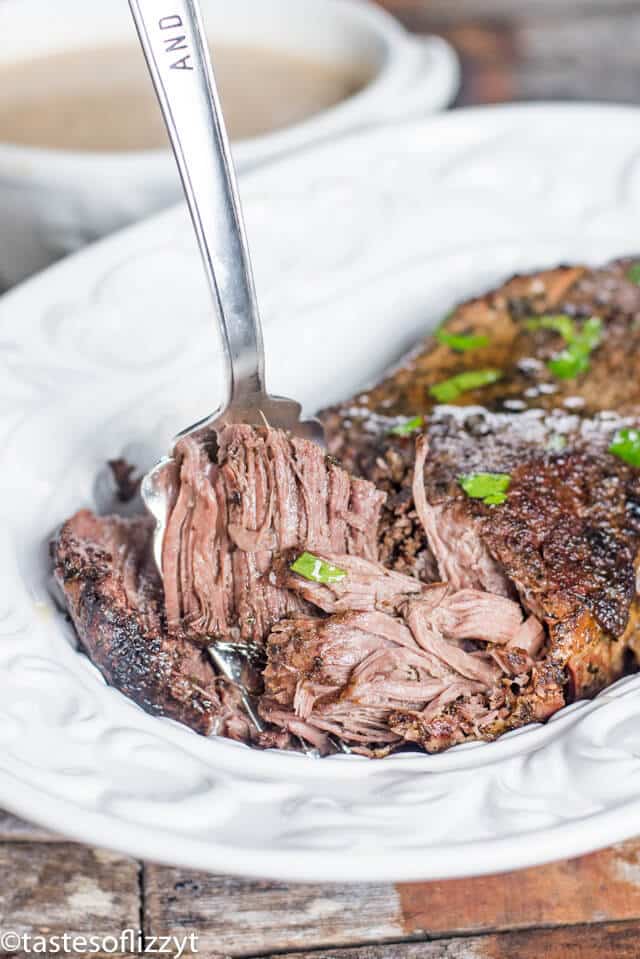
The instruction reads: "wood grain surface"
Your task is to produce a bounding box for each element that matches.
[4,813,640,955]
[142,842,640,956]
[379,0,640,107]
[2,3,640,957]
[250,923,640,959]
[0,842,140,935]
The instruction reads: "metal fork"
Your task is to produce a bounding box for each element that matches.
[207,641,265,734]
[127,0,325,742]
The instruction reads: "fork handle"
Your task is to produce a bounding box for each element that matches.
[128,0,265,403]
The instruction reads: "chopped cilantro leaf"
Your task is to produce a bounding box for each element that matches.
[547,347,591,379]
[429,368,502,403]
[579,316,602,350]
[389,415,423,436]
[547,316,602,380]
[436,330,490,352]
[525,314,575,342]
[459,472,511,506]
[609,428,640,467]
[290,552,347,585]
[526,313,602,380]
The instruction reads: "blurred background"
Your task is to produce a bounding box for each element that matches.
[3,0,640,289]
[380,0,640,105]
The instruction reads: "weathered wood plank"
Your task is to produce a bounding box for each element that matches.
[252,920,640,958]
[144,870,404,957]
[146,841,640,956]
[436,22,517,106]
[0,954,139,959]
[0,809,60,842]
[378,2,640,106]
[379,0,640,23]
[0,843,141,937]
[518,11,640,65]
[397,840,640,936]
[430,16,640,106]
[511,12,640,105]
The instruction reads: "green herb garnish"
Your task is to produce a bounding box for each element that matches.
[389,415,423,436]
[459,472,511,506]
[547,347,590,379]
[576,316,602,350]
[290,552,347,584]
[429,368,502,403]
[525,314,575,342]
[609,428,640,467]
[627,263,640,285]
[547,316,602,380]
[436,329,490,352]
[527,313,602,380]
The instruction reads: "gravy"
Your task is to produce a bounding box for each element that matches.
[0,44,371,151]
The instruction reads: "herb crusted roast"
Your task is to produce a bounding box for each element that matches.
[52,256,640,755]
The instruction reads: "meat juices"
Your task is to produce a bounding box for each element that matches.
[52,256,640,755]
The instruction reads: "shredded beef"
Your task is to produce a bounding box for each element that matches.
[261,583,528,755]
[161,425,385,644]
[51,257,640,754]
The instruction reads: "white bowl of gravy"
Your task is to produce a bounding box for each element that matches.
[0,0,459,288]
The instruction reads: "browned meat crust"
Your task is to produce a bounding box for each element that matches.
[420,408,640,639]
[322,257,640,578]
[52,510,252,739]
[325,258,640,438]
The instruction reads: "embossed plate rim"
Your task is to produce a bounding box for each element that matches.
[3,103,640,879]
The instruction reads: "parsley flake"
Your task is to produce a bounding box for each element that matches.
[389,415,424,436]
[429,368,502,403]
[547,316,602,380]
[436,330,490,352]
[609,428,640,467]
[290,552,347,585]
[459,472,511,506]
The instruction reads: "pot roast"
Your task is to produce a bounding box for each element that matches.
[51,256,640,755]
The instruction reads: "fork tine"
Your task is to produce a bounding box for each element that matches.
[207,642,265,733]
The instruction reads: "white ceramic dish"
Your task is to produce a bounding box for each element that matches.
[3,104,640,882]
[0,0,458,289]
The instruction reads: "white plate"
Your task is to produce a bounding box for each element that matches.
[3,104,640,882]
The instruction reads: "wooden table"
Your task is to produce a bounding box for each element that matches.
[1,807,640,957]
[3,3,640,956]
